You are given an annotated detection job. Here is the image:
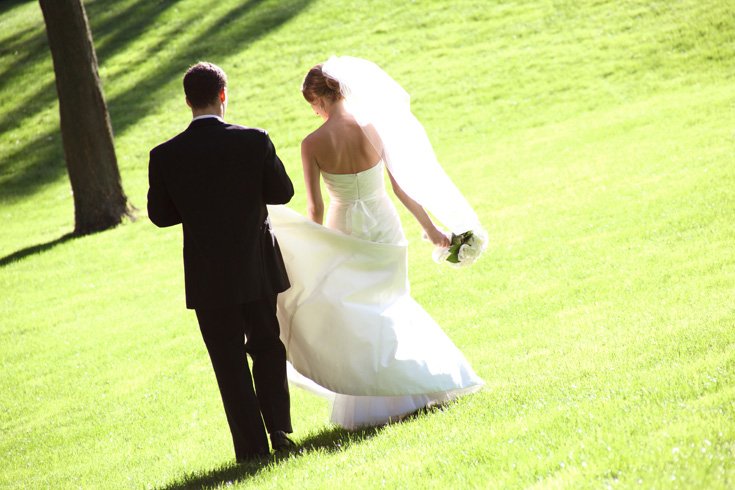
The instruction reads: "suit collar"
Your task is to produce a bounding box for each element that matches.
[192,114,224,123]
[188,116,225,129]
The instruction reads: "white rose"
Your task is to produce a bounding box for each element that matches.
[457,244,469,262]
[473,228,489,252]
[458,244,480,264]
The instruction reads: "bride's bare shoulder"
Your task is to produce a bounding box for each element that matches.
[301,127,330,163]
[302,121,335,147]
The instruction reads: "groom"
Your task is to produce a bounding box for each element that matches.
[147,62,295,461]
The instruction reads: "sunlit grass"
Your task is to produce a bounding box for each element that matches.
[1,0,734,488]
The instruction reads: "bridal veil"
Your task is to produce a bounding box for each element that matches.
[321,55,482,236]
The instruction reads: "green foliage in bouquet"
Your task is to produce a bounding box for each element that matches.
[446,231,473,264]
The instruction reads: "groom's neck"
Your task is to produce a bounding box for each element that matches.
[191,104,225,119]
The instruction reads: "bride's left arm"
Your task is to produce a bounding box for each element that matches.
[301,136,325,225]
[387,170,450,248]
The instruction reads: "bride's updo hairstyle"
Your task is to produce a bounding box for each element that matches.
[302,63,343,104]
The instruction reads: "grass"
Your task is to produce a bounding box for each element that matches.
[1,0,734,488]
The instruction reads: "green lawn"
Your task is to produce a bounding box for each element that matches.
[1,0,734,488]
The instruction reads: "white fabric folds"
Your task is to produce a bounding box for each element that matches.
[322,55,481,235]
[269,205,485,398]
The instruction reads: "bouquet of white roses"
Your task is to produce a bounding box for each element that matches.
[432,227,488,268]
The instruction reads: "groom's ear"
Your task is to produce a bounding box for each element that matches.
[185,97,192,109]
[220,88,227,103]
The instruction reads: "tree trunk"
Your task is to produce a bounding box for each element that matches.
[39,0,132,235]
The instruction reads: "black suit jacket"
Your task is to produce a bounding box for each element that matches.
[147,117,294,309]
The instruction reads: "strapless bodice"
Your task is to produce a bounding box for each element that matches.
[321,161,387,203]
[321,162,405,245]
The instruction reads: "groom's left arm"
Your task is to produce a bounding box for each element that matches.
[260,133,294,205]
[147,148,182,227]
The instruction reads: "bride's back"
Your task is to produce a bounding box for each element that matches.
[308,112,381,175]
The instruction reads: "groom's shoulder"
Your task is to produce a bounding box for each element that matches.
[149,127,196,162]
[224,123,269,138]
[223,124,274,150]
[149,123,270,157]
[150,131,184,155]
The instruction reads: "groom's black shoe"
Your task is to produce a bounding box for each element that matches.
[270,431,296,452]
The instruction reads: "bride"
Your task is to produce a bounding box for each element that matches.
[268,56,485,429]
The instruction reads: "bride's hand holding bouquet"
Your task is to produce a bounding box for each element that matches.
[431,227,488,268]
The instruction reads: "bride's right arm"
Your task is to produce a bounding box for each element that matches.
[301,136,324,225]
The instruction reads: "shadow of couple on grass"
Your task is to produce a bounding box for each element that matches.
[157,426,380,490]
[156,407,440,490]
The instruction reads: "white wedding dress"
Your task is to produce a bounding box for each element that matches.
[268,161,485,429]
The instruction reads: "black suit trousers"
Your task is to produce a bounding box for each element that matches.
[195,294,292,459]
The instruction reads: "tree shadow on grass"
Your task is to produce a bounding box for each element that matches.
[0,3,67,200]
[0,0,35,16]
[0,0,313,201]
[1,0,314,263]
[0,232,79,268]
[99,0,315,137]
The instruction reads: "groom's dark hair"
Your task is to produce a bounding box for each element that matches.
[184,62,227,109]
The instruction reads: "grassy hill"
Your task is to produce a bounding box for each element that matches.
[1,0,734,488]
